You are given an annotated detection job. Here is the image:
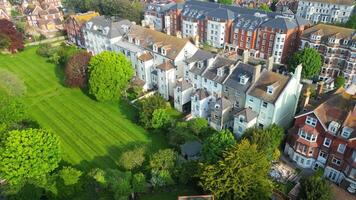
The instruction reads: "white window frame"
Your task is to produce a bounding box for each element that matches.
[323,138,332,147]
[306,116,317,127]
[337,144,346,154]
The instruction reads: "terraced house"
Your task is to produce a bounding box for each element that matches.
[300,24,356,86]
[144,0,310,64]
[284,86,356,194]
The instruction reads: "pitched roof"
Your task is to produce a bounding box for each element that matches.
[194,88,210,100]
[137,52,153,62]
[202,57,236,84]
[70,11,99,25]
[301,24,355,41]
[185,49,214,63]
[235,108,258,122]
[176,79,192,91]
[261,17,299,30]
[248,70,290,104]
[224,62,256,92]
[86,16,132,39]
[128,25,190,60]
[157,60,174,71]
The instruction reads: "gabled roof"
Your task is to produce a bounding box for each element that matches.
[224,62,256,92]
[206,7,234,20]
[248,70,290,104]
[260,17,299,30]
[86,16,132,39]
[202,57,236,84]
[138,52,153,62]
[194,88,210,100]
[157,60,174,71]
[302,24,355,41]
[176,79,192,91]
[185,49,214,64]
[69,11,99,25]
[235,108,258,122]
[127,25,191,60]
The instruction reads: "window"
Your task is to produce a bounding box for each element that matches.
[249,98,253,103]
[214,82,217,87]
[337,144,346,154]
[332,157,341,166]
[262,102,267,108]
[298,129,317,142]
[306,116,317,127]
[239,116,244,123]
[323,138,332,147]
[319,151,327,158]
[341,127,352,138]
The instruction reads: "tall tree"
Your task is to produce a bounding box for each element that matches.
[199,139,273,200]
[288,48,322,79]
[149,149,177,188]
[298,170,332,200]
[139,94,169,129]
[201,129,236,164]
[0,129,61,190]
[88,51,134,101]
[242,124,284,161]
[334,76,345,89]
[0,19,24,53]
[151,108,172,129]
[118,147,145,170]
[65,51,92,88]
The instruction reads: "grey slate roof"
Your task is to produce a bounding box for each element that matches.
[206,8,235,20]
[260,17,300,30]
[145,2,177,14]
[180,141,202,157]
[176,79,192,91]
[194,88,210,100]
[216,97,233,110]
[202,57,236,84]
[186,49,214,63]
[235,108,258,122]
[86,16,132,39]
[224,63,255,93]
[234,14,269,31]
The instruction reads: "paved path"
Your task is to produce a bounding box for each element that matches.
[25,36,66,46]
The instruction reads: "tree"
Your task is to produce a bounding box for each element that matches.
[334,76,345,89]
[344,14,356,29]
[0,129,61,189]
[218,0,233,5]
[149,149,177,188]
[65,51,92,88]
[199,139,273,200]
[118,147,145,170]
[88,51,134,101]
[298,170,332,200]
[259,4,272,12]
[288,48,322,79]
[0,33,10,50]
[132,172,146,194]
[151,108,172,129]
[36,43,54,57]
[0,94,27,127]
[242,124,284,161]
[0,19,24,53]
[58,166,82,186]
[139,94,169,128]
[188,118,209,138]
[88,168,107,187]
[201,129,236,164]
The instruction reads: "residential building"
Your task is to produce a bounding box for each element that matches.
[113,24,199,99]
[24,3,64,36]
[142,1,178,32]
[0,0,11,20]
[296,0,355,24]
[65,11,99,47]
[300,24,356,86]
[235,0,272,9]
[83,16,132,55]
[284,85,356,194]
[245,64,303,129]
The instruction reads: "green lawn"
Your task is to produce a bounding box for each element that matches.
[0,47,167,170]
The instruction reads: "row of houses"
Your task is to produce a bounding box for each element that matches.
[143,0,356,88]
[71,14,303,138]
[143,0,310,64]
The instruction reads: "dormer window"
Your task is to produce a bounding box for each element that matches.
[128,36,133,43]
[153,44,158,52]
[267,86,274,94]
[161,48,166,56]
[328,121,340,134]
[306,116,317,127]
[341,127,352,138]
[198,61,204,68]
[343,39,349,45]
[103,27,110,35]
[217,67,225,77]
[240,74,249,85]
[239,116,245,123]
[135,38,140,46]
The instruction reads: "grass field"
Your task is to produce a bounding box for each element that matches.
[0,47,167,170]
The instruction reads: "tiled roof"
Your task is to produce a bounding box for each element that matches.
[176,79,192,91]
[248,70,290,104]
[301,24,355,41]
[128,25,190,60]
[137,52,153,61]
[194,88,210,100]
[185,49,214,63]
[86,16,132,39]
[70,11,99,25]
[235,107,258,122]
[157,60,174,71]
[202,57,236,84]
[260,17,300,30]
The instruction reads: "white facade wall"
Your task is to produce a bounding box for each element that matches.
[297,0,354,24]
[233,115,257,138]
[182,20,199,38]
[191,96,211,119]
[206,20,226,48]
[272,33,286,64]
[174,87,194,112]
[144,14,163,31]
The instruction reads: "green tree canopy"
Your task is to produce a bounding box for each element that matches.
[259,4,272,12]
[298,170,332,200]
[218,0,233,5]
[118,147,145,170]
[132,172,146,193]
[0,129,61,189]
[199,139,273,200]
[151,108,172,129]
[88,51,134,101]
[288,48,322,79]
[139,94,169,128]
[149,149,177,188]
[201,129,236,164]
[242,124,284,161]
[0,93,27,127]
[334,76,345,89]
[58,166,83,186]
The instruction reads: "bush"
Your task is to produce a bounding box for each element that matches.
[36,43,54,57]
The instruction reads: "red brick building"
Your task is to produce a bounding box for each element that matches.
[284,86,356,194]
[65,11,99,47]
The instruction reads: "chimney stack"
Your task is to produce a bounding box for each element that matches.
[302,87,311,108]
[252,64,261,83]
[316,81,324,97]
[267,56,274,71]
[242,49,249,64]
